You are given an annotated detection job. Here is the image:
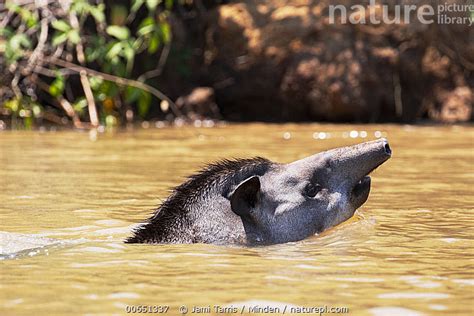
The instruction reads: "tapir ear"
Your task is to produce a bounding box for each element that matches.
[230,176,261,218]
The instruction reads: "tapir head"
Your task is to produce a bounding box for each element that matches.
[230,139,392,245]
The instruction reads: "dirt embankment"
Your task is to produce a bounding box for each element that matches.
[164,0,473,123]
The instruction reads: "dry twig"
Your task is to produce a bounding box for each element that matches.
[69,11,99,127]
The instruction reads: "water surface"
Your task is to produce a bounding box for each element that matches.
[1,124,473,315]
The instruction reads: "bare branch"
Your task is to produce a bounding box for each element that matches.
[35,76,83,128]
[69,12,85,64]
[11,72,22,98]
[69,11,99,127]
[0,9,14,28]
[58,96,83,128]
[138,36,172,82]
[25,15,48,74]
[79,70,99,127]
[33,65,77,76]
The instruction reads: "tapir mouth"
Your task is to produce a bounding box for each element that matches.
[351,175,371,209]
[349,140,391,209]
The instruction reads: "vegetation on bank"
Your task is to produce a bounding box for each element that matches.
[0,0,471,130]
[0,0,185,130]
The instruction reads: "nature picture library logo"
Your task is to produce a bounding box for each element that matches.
[329,0,474,26]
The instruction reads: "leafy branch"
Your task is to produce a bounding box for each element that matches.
[0,0,179,129]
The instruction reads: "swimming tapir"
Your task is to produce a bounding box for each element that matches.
[126,139,391,245]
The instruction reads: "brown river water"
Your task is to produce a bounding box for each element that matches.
[0,124,473,316]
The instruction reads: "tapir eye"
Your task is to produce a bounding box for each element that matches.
[305,183,322,198]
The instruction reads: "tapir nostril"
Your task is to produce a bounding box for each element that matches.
[383,141,392,156]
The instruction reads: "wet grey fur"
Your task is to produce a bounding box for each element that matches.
[126,139,391,245]
[126,158,272,244]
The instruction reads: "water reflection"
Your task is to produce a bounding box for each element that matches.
[1,124,473,315]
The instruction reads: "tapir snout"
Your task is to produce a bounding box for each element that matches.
[253,138,393,242]
[324,138,392,185]
[282,138,392,234]
[320,138,392,211]
[291,138,391,180]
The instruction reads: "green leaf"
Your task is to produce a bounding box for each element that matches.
[123,40,135,74]
[22,8,38,28]
[85,36,106,62]
[5,45,18,63]
[49,76,65,97]
[71,0,88,15]
[89,4,105,23]
[146,0,160,11]
[97,80,119,97]
[8,4,39,28]
[52,32,68,46]
[73,97,88,115]
[6,33,30,61]
[68,30,81,44]
[122,41,135,62]
[160,22,171,43]
[131,0,145,13]
[125,87,141,103]
[4,98,20,113]
[89,76,104,91]
[133,37,144,50]
[137,17,155,36]
[26,18,38,28]
[9,34,31,50]
[106,25,130,40]
[51,20,71,32]
[106,41,123,60]
[0,27,13,37]
[138,91,152,118]
[148,34,160,53]
[126,87,152,118]
[103,61,126,77]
